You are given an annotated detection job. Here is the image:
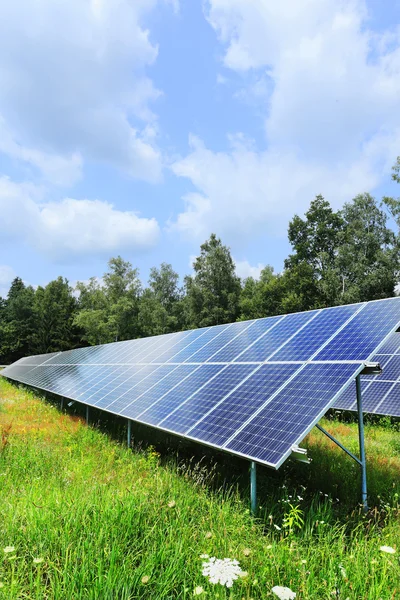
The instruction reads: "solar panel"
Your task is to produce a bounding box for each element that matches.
[3,297,400,468]
[334,329,400,417]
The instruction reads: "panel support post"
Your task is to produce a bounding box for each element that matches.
[86,405,90,425]
[60,397,64,411]
[356,375,368,513]
[250,461,257,515]
[127,419,132,448]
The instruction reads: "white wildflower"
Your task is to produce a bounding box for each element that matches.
[202,557,245,588]
[33,557,44,564]
[3,547,15,554]
[193,586,204,596]
[272,585,296,599]
[200,554,209,559]
[380,546,396,554]
[274,524,282,531]
[297,496,303,501]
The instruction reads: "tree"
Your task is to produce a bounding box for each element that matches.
[337,194,397,303]
[0,278,36,363]
[239,266,288,320]
[138,263,184,336]
[184,234,241,328]
[75,256,142,344]
[32,277,80,354]
[284,195,344,309]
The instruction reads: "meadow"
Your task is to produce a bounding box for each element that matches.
[0,377,399,599]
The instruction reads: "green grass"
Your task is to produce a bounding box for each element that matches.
[0,378,399,599]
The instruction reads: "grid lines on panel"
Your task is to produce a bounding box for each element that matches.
[226,362,360,466]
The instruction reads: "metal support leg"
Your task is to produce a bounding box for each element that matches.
[250,461,257,515]
[356,375,368,513]
[127,420,131,448]
[86,405,90,425]
[60,397,64,411]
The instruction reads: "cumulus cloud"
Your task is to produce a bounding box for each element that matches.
[0,0,168,182]
[171,0,400,242]
[235,259,264,280]
[0,177,160,261]
[0,117,82,187]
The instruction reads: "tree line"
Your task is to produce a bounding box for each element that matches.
[2,159,400,364]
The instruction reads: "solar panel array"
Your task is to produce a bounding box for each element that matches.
[3,298,400,469]
[334,330,400,417]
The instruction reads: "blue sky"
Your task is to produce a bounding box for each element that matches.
[1,0,400,296]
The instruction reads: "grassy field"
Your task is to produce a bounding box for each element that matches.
[0,377,399,599]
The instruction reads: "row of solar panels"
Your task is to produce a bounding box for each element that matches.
[3,298,400,468]
[334,338,400,417]
[13,300,400,366]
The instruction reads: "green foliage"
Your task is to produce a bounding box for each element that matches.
[185,234,241,328]
[337,193,397,303]
[74,257,142,344]
[138,263,184,336]
[32,277,80,354]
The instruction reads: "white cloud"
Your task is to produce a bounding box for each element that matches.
[0,117,82,187]
[171,1,400,242]
[0,177,160,261]
[235,259,264,280]
[0,0,169,182]
[0,265,16,298]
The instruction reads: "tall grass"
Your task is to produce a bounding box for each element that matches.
[0,378,399,599]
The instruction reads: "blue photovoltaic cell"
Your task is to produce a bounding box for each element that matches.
[99,365,171,411]
[332,380,356,410]
[372,332,400,355]
[269,304,359,362]
[186,321,253,363]
[360,381,394,413]
[135,364,225,425]
[226,363,359,466]
[374,384,400,417]
[235,311,318,363]
[315,299,400,361]
[207,317,282,363]
[160,364,257,434]
[149,329,208,363]
[166,324,230,363]
[84,365,148,405]
[1,364,36,382]
[188,363,299,447]
[55,365,105,398]
[138,331,192,363]
[117,364,199,419]
[373,355,400,381]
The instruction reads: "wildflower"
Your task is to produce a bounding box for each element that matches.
[297,496,303,501]
[3,547,15,553]
[200,554,209,559]
[266,545,272,549]
[380,546,396,554]
[272,585,296,599]
[193,586,204,596]
[205,532,212,539]
[243,548,251,557]
[33,558,44,564]
[301,560,307,564]
[239,571,248,578]
[141,576,150,584]
[202,557,245,588]
[168,500,176,508]
[274,524,282,531]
